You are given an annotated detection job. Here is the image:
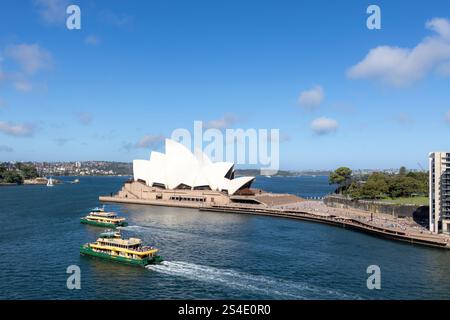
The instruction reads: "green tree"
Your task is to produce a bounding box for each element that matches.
[3,171,24,184]
[347,182,362,199]
[20,164,38,179]
[388,174,427,198]
[406,171,428,195]
[329,167,352,194]
[360,172,389,199]
[0,164,6,181]
[399,166,407,175]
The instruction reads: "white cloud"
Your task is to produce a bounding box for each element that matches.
[427,18,450,40]
[298,86,324,109]
[5,43,52,75]
[348,18,450,87]
[76,112,93,125]
[0,43,52,93]
[34,0,69,25]
[136,135,165,149]
[85,35,101,46]
[205,113,240,129]
[436,61,450,76]
[310,117,338,135]
[445,110,450,124]
[0,121,36,137]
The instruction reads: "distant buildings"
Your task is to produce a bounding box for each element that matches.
[0,161,133,177]
[429,152,450,233]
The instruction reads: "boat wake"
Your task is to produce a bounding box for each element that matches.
[146,261,360,299]
[117,225,150,232]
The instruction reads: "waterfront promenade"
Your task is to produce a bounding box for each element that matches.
[278,201,430,235]
[199,201,450,249]
[100,191,450,249]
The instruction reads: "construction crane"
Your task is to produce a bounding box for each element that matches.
[417,162,425,171]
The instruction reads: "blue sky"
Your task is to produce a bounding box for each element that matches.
[0,0,449,170]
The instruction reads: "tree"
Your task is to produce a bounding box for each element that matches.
[388,176,414,197]
[329,167,352,193]
[399,166,407,175]
[347,182,362,199]
[3,171,24,184]
[406,171,428,195]
[20,164,38,179]
[360,172,389,199]
[337,168,429,200]
[0,164,6,180]
[388,173,428,198]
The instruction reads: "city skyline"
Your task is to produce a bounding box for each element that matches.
[1,0,450,170]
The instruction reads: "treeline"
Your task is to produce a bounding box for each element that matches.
[329,166,428,200]
[235,169,331,177]
[0,163,39,184]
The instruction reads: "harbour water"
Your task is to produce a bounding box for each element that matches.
[1,176,450,299]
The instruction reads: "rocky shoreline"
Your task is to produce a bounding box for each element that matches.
[0,178,62,186]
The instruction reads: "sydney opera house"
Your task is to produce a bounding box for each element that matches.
[133,139,255,196]
[100,139,274,208]
[101,139,301,208]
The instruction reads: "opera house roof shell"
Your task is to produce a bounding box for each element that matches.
[133,139,255,195]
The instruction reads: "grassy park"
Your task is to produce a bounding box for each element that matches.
[329,166,429,206]
[379,196,429,206]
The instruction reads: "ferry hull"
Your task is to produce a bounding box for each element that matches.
[80,218,128,229]
[80,246,163,267]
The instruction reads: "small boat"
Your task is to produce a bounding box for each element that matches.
[70,179,80,184]
[46,177,54,187]
[80,231,163,266]
[80,207,128,228]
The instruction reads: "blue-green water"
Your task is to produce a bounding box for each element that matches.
[1,176,450,299]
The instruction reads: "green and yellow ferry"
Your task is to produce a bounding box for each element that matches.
[80,207,128,228]
[80,231,163,266]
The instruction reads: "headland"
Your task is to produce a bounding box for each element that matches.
[100,180,450,250]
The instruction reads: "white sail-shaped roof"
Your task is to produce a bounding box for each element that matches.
[133,139,255,195]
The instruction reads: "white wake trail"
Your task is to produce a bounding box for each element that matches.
[117,225,150,232]
[146,261,360,299]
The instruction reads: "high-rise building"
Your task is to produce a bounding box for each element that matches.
[429,152,450,233]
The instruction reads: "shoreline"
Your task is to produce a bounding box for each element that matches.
[0,176,122,186]
[99,195,450,250]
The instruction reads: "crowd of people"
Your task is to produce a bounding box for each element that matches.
[276,200,438,237]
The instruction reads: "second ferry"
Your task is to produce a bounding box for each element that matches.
[80,206,128,228]
[80,231,163,266]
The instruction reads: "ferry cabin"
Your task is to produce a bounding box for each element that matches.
[85,212,126,224]
[89,237,158,261]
